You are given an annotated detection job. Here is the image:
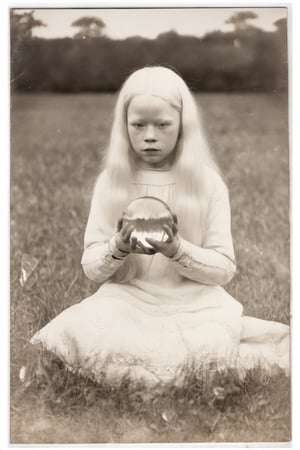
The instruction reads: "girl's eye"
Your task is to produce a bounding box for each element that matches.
[158,122,169,129]
[132,123,144,129]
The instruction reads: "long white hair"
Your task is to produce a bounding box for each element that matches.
[94,66,221,281]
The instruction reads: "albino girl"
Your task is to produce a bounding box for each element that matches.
[31,66,289,385]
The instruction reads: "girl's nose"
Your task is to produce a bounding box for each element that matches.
[144,137,157,143]
[144,126,157,143]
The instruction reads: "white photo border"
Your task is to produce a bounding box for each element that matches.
[1,1,299,449]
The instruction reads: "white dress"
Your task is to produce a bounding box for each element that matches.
[31,167,290,385]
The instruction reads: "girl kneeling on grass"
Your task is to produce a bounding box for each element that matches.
[31,66,289,385]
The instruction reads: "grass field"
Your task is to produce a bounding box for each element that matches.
[10,92,290,444]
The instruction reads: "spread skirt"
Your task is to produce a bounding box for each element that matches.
[30,282,290,385]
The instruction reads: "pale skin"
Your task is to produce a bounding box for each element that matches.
[115,94,181,258]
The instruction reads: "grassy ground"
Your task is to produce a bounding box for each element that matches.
[10,92,290,444]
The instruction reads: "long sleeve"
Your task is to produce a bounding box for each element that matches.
[170,175,236,286]
[81,173,128,283]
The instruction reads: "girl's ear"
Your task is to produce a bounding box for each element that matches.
[177,119,183,142]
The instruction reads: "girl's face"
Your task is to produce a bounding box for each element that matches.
[127,95,181,169]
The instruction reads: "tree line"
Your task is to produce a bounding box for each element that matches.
[10,11,288,92]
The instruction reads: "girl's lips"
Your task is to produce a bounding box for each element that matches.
[143,148,160,152]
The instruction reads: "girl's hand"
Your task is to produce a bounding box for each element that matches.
[145,222,180,258]
[115,219,155,255]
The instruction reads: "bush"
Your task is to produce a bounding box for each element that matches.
[11,27,287,92]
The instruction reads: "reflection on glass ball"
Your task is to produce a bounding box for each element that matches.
[122,196,174,249]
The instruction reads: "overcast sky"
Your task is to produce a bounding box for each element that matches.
[17,7,287,40]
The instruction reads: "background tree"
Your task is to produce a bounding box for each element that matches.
[225,11,258,31]
[10,10,46,42]
[273,18,288,90]
[274,17,287,36]
[10,10,46,90]
[71,17,105,39]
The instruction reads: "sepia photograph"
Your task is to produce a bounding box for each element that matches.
[9,5,291,445]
